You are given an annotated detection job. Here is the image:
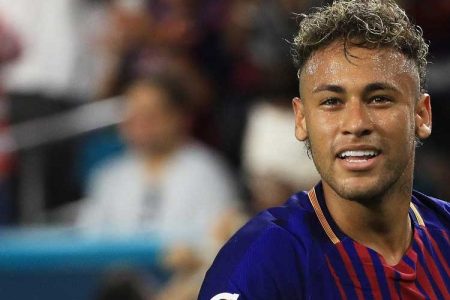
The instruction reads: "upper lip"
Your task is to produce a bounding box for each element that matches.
[335,145,382,158]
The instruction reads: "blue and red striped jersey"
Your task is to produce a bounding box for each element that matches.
[199,182,450,299]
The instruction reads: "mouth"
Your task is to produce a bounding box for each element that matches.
[336,149,381,163]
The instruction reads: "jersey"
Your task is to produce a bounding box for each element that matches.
[199,182,450,299]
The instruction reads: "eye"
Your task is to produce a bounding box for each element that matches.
[369,95,392,105]
[320,97,342,107]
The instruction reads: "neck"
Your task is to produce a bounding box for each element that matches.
[322,181,413,265]
[144,152,171,175]
[141,139,185,177]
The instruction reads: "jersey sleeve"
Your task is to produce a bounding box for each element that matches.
[198,216,308,300]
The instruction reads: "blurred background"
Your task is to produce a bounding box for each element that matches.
[0,0,447,299]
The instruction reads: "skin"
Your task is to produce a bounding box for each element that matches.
[292,41,432,265]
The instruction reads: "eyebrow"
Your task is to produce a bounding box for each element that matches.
[312,84,344,94]
[312,82,399,94]
[363,82,399,94]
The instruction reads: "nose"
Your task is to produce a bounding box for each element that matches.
[341,100,373,137]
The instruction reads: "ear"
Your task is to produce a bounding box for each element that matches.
[415,93,432,139]
[292,97,308,141]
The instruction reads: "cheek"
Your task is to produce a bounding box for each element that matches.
[306,111,339,140]
[376,107,415,138]
[306,114,338,157]
[372,107,417,157]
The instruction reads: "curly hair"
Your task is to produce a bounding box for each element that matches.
[292,0,429,90]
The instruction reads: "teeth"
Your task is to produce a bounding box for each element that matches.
[339,150,378,158]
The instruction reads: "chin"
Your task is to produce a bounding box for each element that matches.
[336,186,384,203]
[327,175,397,203]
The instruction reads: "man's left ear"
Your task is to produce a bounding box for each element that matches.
[415,93,432,139]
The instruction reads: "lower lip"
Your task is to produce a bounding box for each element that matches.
[337,155,381,171]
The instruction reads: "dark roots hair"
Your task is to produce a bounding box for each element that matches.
[292,0,429,90]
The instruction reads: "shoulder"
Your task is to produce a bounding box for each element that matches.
[199,191,328,299]
[412,190,449,230]
[173,141,235,183]
[95,152,138,172]
[177,141,227,169]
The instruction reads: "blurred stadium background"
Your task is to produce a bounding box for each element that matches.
[0,0,448,299]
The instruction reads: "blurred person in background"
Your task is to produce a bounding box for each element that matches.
[76,0,216,188]
[77,73,239,244]
[76,72,239,300]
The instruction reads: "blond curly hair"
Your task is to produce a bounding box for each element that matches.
[292,0,429,90]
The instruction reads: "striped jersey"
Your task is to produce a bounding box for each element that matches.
[199,182,450,299]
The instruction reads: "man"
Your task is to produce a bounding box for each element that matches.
[199,1,449,299]
[77,74,238,245]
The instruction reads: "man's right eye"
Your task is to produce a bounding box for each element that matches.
[321,98,342,106]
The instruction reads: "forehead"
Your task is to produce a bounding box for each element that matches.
[299,41,420,94]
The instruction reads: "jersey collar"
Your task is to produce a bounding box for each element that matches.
[307,182,425,245]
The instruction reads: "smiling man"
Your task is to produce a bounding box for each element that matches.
[198,1,449,299]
